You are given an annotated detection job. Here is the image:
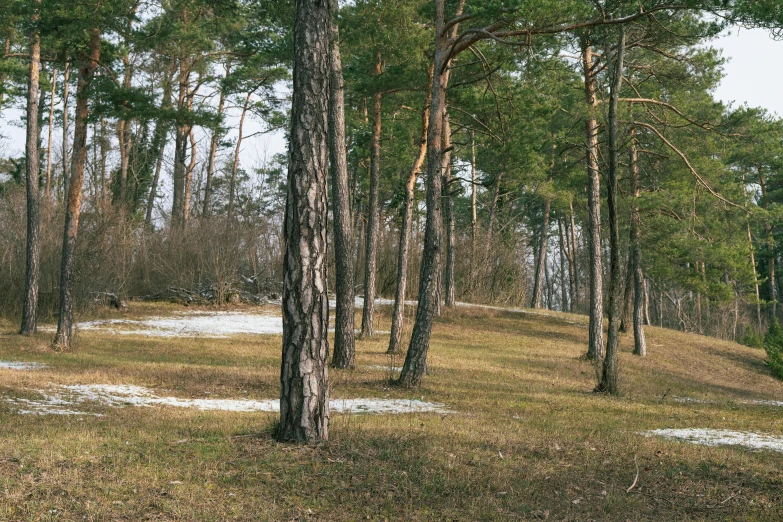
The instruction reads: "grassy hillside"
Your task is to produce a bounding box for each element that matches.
[1,303,782,521]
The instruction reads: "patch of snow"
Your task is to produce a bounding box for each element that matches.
[76,312,282,337]
[672,397,711,404]
[0,361,45,370]
[746,399,783,408]
[3,384,451,416]
[641,428,783,452]
[368,365,403,372]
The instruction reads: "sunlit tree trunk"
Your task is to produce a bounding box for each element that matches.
[628,126,647,356]
[45,66,56,197]
[21,1,42,336]
[597,28,625,393]
[388,74,430,354]
[53,28,101,350]
[61,61,70,201]
[582,37,604,360]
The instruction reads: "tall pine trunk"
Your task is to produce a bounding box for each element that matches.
[629,127,647,356]
[469,129,477,297]
[21,1,41,335]
[278,0,331,444]
[53,28,101,350]
[388,76,430,355]
[203,63,230,217]
[442,112,455,308]
[61,61,70,200]
[398,0,465,387]
[582,38,604,360]
[361,55,383,338]
[597,28,625,394]
[329,5,356,368]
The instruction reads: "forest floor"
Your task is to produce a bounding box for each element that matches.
[1,302,782,521]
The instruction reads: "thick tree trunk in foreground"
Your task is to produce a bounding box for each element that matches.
[597,29,625,394]
[443,112,455,308]
[329,6,355,368]
[388,78,430,355]
[629,129,647,356]
[582,38,604,360]
[21,4,42,336]
[278,0,330,444]
[398,0,463,386]
[361,57,383,338]
[53,28,100,350]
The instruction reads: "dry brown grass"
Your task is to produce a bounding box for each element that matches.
[0,302,782,521]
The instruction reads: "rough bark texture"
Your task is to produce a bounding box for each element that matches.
[278,0,331,444]
[398,0,459,387]
[582,38,604,360]
[171,58,190,227]
[442,112,455,308]
[597,29,625,394]
[53,28,100,350]
[388,80,430,355]
[328,6,355,368]
[629,129,647,356]
[21,4,41,336]
[361,58,383,338]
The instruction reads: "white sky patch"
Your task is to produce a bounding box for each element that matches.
[0,361,46,370]
[641,428,783,453]
[3,384,451,416]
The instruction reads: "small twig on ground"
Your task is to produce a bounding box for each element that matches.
[626,455,639,493]
[660,387,671,402]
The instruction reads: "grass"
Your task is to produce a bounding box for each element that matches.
[1,302,782,521]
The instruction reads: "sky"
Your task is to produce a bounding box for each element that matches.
[1,26,782,168]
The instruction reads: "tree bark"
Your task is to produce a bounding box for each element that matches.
[747,221,762,331]
[597,28,625,394]
[361,55,383,338]
[398,0,464,387]
[278,0,331,444]
[61,60,70,200]
[568,202,579,309]
[329,5,356,368]
[629,127,647,356]
[582,37,604,360]
[184,129,196,223]
[171,58,190,227]
[21,2,42,336]
[442,111,455,308]
[53,28,101,350]
[388,73,431,355]
[760,174,776,322]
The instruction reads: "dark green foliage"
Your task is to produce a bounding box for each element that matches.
[763,321,783,379]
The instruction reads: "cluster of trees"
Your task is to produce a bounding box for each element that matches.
[2,1,783,442]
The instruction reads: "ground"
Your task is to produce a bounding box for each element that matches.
[0,302,782,521]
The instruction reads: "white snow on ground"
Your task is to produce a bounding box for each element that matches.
[747,399,783,407]
[369,365,403,372]
[641,428,783,452]
[76,312,282,337]
[0,361,45,370]
[3,384,450,416]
